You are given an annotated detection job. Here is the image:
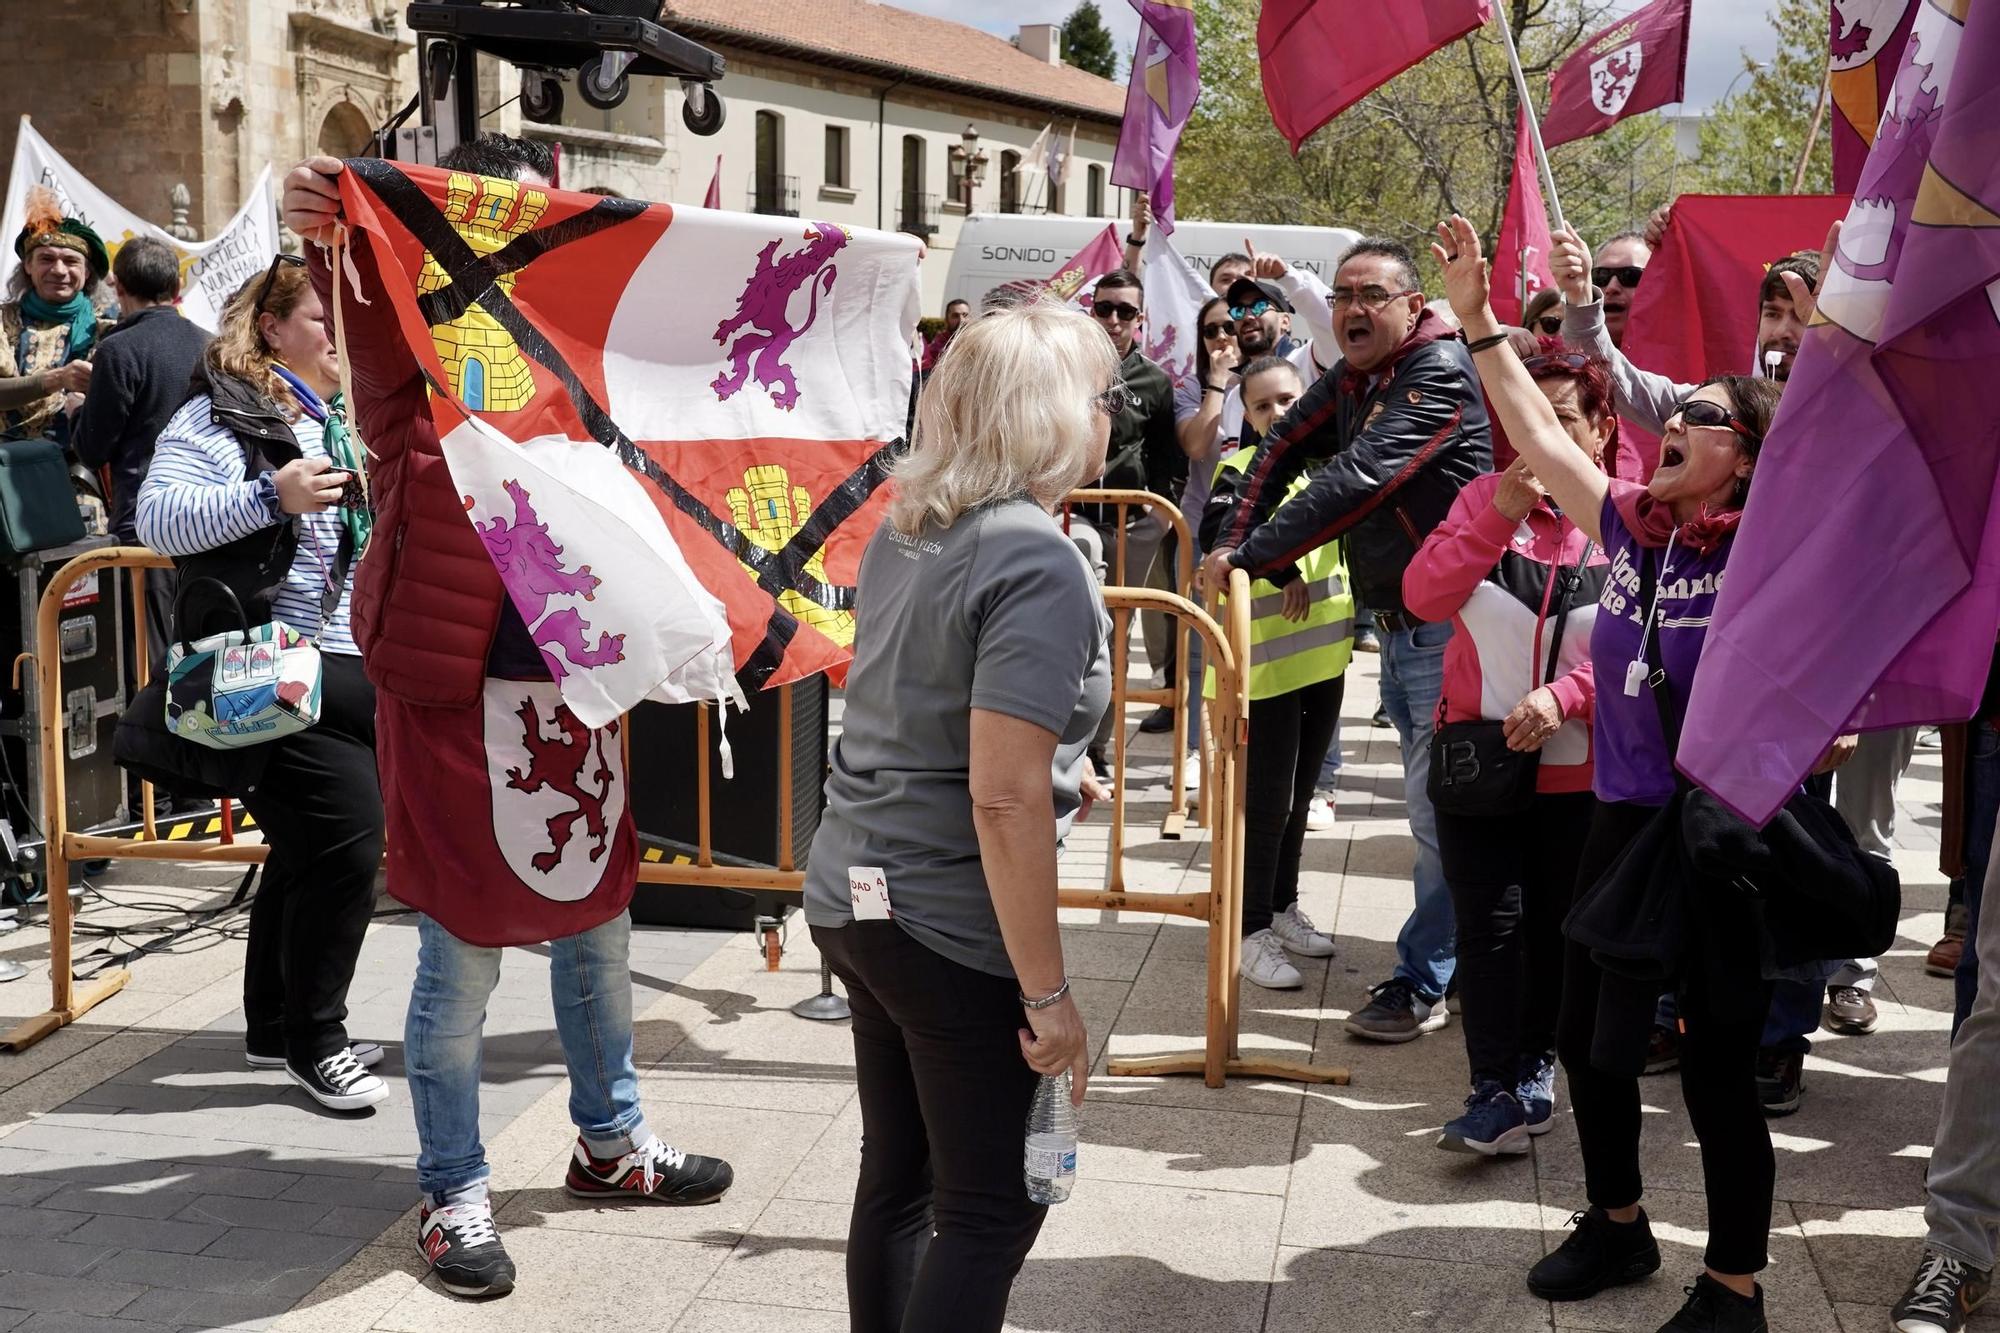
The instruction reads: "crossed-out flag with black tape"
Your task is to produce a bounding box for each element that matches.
[333,160,922,727]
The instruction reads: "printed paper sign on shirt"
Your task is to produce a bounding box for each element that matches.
[849,866,892,920]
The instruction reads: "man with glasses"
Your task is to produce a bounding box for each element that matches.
[1201,238,1491,1043]
[1079,269,1181,777]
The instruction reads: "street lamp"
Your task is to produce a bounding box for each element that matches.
[957,124,988,208]
[1720,60,1770,107]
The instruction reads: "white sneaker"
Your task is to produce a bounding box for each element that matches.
[1242,929,1304,990]
[1271,903,1337,958]
[1305,794,1336,831]
[1180,750,1201,792]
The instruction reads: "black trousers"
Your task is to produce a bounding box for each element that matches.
[811,921,1046,1333]
[1243,674,1345,936]
[1436,791,1593,1089]
[237,653,384,1064]
[1555,798,1777,1275]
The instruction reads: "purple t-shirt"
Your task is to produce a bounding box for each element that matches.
[1589,495,1734,806]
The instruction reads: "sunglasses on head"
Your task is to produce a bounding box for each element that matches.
[1669,397,1759,444]
[1534,315,1564,335]
[1092,300,1141,321]
[1522,352,1595,373]
[254,252,307,315]
[1201,321,1234,341]
[1593,265,1644,290]
[1094,380,1133,417]
[1228,299,1276,321]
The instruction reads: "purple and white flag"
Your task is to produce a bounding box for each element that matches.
[1111,0,1198,232]
[1680,0,2000,823]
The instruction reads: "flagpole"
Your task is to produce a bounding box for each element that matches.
[1492,2,1569,235]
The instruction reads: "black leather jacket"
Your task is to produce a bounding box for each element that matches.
[1218,309,1492,617]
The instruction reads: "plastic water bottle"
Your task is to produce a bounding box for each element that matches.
[1024,1070,1078,1204]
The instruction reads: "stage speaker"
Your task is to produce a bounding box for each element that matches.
[625,673,828,930]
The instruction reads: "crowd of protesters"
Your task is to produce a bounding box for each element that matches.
[5,135,1992,1333]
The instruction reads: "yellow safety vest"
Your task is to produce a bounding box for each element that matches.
[1205,449,1355,702]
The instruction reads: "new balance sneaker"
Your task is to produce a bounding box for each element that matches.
[1516,1054,1557,1135]
[1754,1048,1804,1117]
[1658,1273,1767,1332]
[1437,1082,1530,1156]
[1526,1206,1662,1301]
[565,1135,734,1205]
[1823,984,1879,1035]
[1304,793,1337,832]
[1271,903,1336,958]
[1343,978,1447,1043]
[1892,1249,1992,1332]
[287,1049,389,1111]
[417,1198,515,1299]
[248,1041,383,1071]
[1241,929,1305,991]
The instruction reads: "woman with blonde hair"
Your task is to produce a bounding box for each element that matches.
[130,254,384,1112]
[804,298,1116,1332]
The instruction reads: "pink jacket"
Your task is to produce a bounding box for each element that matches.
[1403,473,1610,793]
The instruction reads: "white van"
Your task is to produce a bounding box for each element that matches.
[942,214,1365,311]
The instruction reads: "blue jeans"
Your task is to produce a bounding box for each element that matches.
[1957,721,2000,1035]
[405,912,651,1203]
[1379,620,1454,1000]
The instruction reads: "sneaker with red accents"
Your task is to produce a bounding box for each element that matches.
[564,1135,734,1205]
[416,1198,514,1299]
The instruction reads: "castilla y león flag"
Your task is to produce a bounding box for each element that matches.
[1540,0,1691,148]
[335,160,921,724]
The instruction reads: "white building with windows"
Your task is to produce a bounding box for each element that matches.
[535,0,1129,313]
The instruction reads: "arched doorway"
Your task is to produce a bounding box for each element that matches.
[317,102,374,158]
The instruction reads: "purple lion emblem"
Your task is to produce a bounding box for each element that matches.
[474,480,627,681]
[711,222,850,411]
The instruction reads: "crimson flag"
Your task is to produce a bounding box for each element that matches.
[1830,0,1919,193]
[1619,193,1850,388]
[1541,0,1691,147]
[1259,0,1490,151]
[1491,107,1555,325]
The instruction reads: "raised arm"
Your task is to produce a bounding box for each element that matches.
[1434,216,1607,545]
[1549,226,1689,435]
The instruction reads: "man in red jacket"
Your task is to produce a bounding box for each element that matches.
[282,135,733,1301]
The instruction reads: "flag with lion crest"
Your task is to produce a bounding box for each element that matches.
[334,159,922,728]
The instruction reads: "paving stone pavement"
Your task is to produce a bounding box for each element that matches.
[0,654,1987,1332]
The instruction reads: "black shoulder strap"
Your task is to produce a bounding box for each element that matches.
[1637,543,1679,749]
[1539,537,1596,687]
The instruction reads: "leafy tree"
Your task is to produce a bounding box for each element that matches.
[1176,0,1681,280]
[1687,0,1832,195]
[1061,1,1120,81]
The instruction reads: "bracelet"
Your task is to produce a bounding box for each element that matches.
[1126,233,1144,247]
[1019,978,1071,1010]
[1466,332,1511,353]
[1204,383,1226,396]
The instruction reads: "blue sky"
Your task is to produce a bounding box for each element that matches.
[913,0,1782,110]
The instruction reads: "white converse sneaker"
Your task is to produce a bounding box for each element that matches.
[1271,903,1337,958]
[1305,794,1337,831]
[1242,929,1304,990]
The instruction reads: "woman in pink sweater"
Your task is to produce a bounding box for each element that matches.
[1402,342,1614,1157]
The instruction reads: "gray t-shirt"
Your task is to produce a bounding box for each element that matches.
[804,498,1112,977]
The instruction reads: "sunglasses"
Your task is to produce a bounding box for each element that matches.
[1534,316,1564,335]
[1330,285,1418,310]
[1669,397,1759,445]
[254,252,306,315]
[1593,265,1645,290]
[1094,380,1133,417]
[1522,352,1595,373]
[1200,322,1234,341]
[1092,300,1141,321]
[1228,299,1276,321]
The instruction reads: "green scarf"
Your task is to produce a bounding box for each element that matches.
[324,391,373,555]
[19,288,96,360]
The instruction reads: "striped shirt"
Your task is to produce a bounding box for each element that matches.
[137,393,358,656]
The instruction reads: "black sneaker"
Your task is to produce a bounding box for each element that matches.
[1644,1024,1681,1075]
[1658,1273,1766,1331]
[418,1198,515,1299]
[1526,1206,1661,1301]
[1754,1048,1804,1117]
[286,1049,389,1112]
[564,1135,734,1205]
[1137,706,1175,734]
[1342,977,1447,1043]
[1892,1249,1992,1331]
